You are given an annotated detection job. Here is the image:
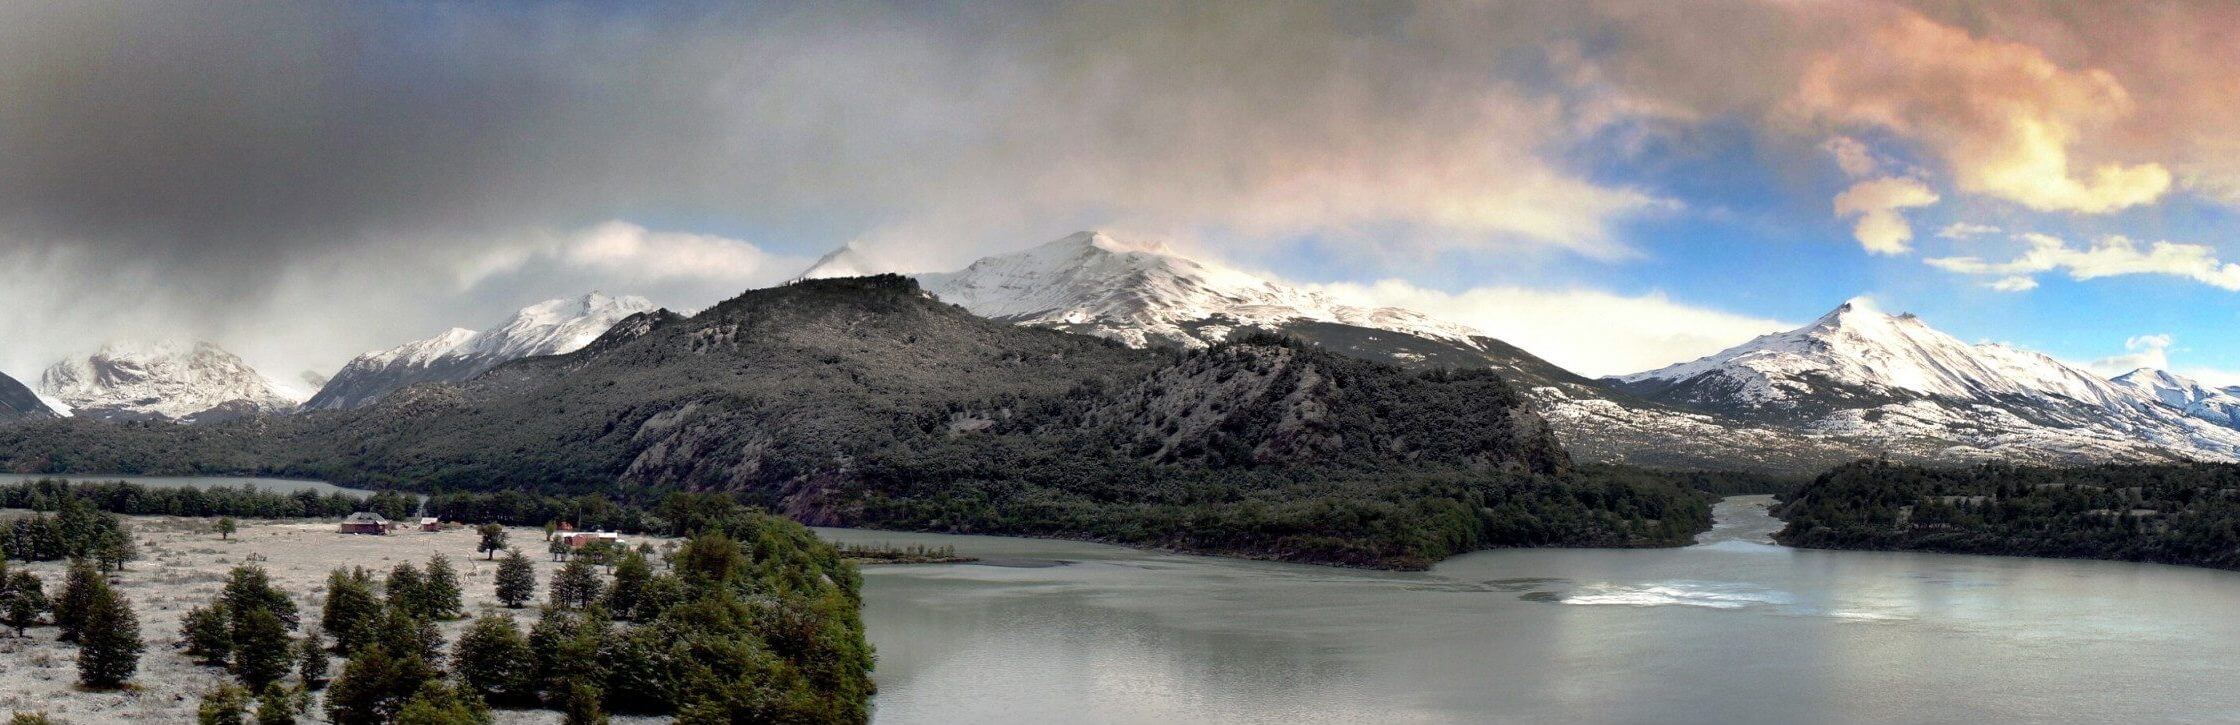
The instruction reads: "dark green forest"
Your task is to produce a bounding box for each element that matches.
[1776,458,2240,569]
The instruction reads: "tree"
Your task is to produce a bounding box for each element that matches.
[298,628,331,690]
[216,517,238,541]
[93,526,136,573]
[422,555,464,620]
[475,524,507,561]
[75,581,142,688]
[181,602,235,665]
[197,682,253,725]
[221,565,299,630]
[379,606,445,666]
[386,562,427,617]
[394,680,493,725]
[604,550,651,619]
[53,559,99,642]
[324,644,436,725]
[255,682,303,725]
[321,568,382,654]
[451,615,535,707]
[231,607,295,688]
[547,538,570,562]
[549,559,604,610]
[560,682,607,725]
[494,549,536,608]
[543,520,559,542]
[0,571,46,636]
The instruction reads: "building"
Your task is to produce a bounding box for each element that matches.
[418,517,441,532]
[559,531,626,549]
[339,512,389,535]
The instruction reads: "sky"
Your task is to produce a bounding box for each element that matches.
[3,1,2240,386]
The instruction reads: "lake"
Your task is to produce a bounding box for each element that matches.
[0,473,379,498]
[821,495,2240,724]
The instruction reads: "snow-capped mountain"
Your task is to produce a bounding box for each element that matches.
[2111,368,2240,429]
[1613,298,2240,464]
[791,243,889,282]
[0,371,57,421]
[38,341,302,422]
[910,231,1486,349]
[304,292,657,410]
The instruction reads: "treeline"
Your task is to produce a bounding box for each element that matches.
[425,489,650,533]
[1573,464,1805,497]
[0,496,136,567]
[0,477,418,521]
[1776,458,2240,569]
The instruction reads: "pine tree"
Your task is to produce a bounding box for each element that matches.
[221,565,299,630]
[197,682,253,725]
[547,538,570,562]
[255,682,302,725]
[321,568,382,654]
[451,615,535,706]
[181,602,235,664]
[561,682,607,725]
[494,549,536,608]
[75,581,142,688]
[422,555,464,620]
[379,605,445,666]
[387,562,427,617]
[298,628,331,690]
[231,607,295,688]
[0,571,45,636]
[325,643,435,725]
[476,524,507,561]
[604,550,651,619]
[549,559,604,610]
[53,559,100,642]
[394,680,493,725]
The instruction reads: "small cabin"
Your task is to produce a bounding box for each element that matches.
[339,512,389,535]
[418,517,441,532]
[559,531,625,549]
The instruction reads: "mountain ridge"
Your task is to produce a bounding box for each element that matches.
[303,292,657,410]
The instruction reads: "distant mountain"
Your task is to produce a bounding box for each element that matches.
[1613,299,2240,465]
[38,341,300,422]
[2111,368,2240,429]
[0,371,57,421]
[304,292,656,410]
[908,231,1484,349]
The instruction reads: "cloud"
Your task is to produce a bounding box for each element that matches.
[1985,276,2038,292]
[1306,280,1792,377]
[1790,11,2170,214]
[1822,136,1883,178]
[1937,222,2002,240]
[1926,232,2240,291]
[2090,334,2173,376]
[463,221,795,290]
[1833,178,1940,255]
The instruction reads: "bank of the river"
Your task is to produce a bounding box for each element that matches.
[824,496,2240,724]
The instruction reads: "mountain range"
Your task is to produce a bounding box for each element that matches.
[303,292,656,410]
[11,229,2240,475]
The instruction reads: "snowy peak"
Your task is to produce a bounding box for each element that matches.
[305,292,656,411]
[915,230,1483,349]
[792,243,889,282]
[38,340,299,422]
[2113,368,2240,428]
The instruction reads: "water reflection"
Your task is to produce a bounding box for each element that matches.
[824,497,2240,724]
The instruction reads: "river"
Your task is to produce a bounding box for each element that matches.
[820,495,2240,724]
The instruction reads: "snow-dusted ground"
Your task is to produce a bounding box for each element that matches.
[0,514,671,724]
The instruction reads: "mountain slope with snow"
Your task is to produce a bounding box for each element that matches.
[2112,368,2240,429]
[911,231,1485,349]
[1613,299,2240,464]
[0,371,57,422]
[305,292,657,410]
[38,341,300,422]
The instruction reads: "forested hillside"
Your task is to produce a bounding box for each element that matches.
[0,276,1713,569]
[1775,459,2240,569]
